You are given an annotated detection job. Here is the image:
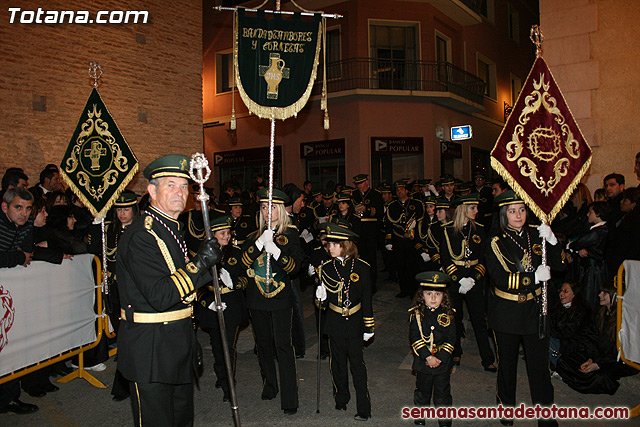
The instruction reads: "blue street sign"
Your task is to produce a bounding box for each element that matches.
[451,125,473,141]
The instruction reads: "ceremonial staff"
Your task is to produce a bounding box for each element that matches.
[189,153,241,427]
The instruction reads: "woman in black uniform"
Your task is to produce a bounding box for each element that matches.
[239,188,302,415]
[315,222,374,421]
[439,194,496,371]
[485,190,565,426]
[194,215,248,402]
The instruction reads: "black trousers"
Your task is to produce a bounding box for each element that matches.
[0,380,20,408]
[250,308,299,410]
[205,314,241,398]
[130,381,194,427]
[290,277,306,356]
[494,331,557,426]
[328,335,371,416]
[414,370,452,426]
[394,246,419,297]
[452,285,495,367]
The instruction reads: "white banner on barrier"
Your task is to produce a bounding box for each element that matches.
[0,254,97,377]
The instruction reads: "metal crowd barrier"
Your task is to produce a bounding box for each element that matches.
[615,261,640,418]
[0,255,108,389]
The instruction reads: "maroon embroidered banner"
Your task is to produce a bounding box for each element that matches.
[491,56,592,224]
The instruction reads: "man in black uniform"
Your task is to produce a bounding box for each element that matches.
[385,180,424,298]
[473,167,494,227]
[440,175,457,203]
[117,154,221,426]
[228,196,256,246]
[351,174,383,293]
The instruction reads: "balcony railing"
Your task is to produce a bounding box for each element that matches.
[313,57,486,105]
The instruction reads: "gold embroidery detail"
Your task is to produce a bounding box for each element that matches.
[228,257,237,265]
[437,313,450,327]
[472,234,481,244]
[276,235,288,245]
[350,273,359,282]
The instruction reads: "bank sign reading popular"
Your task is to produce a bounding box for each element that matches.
[451,125,473,141]
[371,137,423,154]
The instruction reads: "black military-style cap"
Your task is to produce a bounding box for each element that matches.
[394,179,408,190]
[335,192,352,203]
[353,174,368,184]
[424,195,437,205]
[379,184,392,193]
[227,196,243,207]
[435,198,451,210]
[114,190,138,207]
[440,175,455,186]
[325,222,359,241]
[322,191,334,200]
[494,189,524,207]
[415,271,451,290]
[457,182,473,195]
[452,193,479,207]
[312,190,322,197]
[342,186,355,194]
[257,188,289,204]
[210,215,232,232]
[417,178,432,186]
[330,217,352,229]
[143,154,191,180]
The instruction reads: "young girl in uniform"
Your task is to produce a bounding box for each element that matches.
[409,272,456,427]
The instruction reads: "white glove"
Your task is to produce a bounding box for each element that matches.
[537,224,558,246]
[421,252,431,262]
[208,301,227,312]
[220,268,233,289]
[256,229,274,250]
[264,241,281,260]
[408,221,416,230]
[315,285,327,301]
[458,277,475,294]
[307,264,316,277]
[428,184,439,196]
[535,265,551,284]
[363,333,374,342]
[318,216,328,224]
[385,244,393,251]
[301,229,314,243]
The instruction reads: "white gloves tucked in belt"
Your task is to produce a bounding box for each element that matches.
[220,268,233,289]
[421,252,431,262]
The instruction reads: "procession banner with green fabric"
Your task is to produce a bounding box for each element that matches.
[234,9,322,120]
[60,88,138,220]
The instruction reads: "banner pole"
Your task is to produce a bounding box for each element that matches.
[190,154,241,427]
[213,5,343,19]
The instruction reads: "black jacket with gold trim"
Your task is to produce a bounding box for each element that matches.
[415,216,437,260]
[352,188,384,228]
[116,206,213,384]
[194,244,248,330]
[425,221,445,268]
[385,198,425,250]
[485,225,565,335]
[409,304,456,374]
[241,225,302,311]
[439,221,487,290]
[231,214,257,246]
[179,208,226,254]
[319,257,374,339]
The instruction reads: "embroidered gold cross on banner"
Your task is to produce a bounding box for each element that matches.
[259,53,290,100]
[84,140,107,171]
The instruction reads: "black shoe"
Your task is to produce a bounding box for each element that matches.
[395,292,408,298]
[295,354,305,359]
[25,388,46,398]
[0,399,39,414]
[283,408,297,415]
[354,413,370,421]
[335,403,347,411]
[112,394,129,402]
[414,420,425,426]
[52,364,73,377]
[42,382,59,393]
[500,419,514,426]
[215,379,222,389]
[261,394,276,401]
[484,364,497,373]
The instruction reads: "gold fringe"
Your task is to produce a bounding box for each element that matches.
[60,162,138,221]
[233,12,323,121]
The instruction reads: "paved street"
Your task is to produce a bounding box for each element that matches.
[2,271,639,426]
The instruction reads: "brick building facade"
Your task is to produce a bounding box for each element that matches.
[0,1,203,194]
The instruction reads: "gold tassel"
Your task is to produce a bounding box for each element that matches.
[231,108,236,130]
[324,110,329,130]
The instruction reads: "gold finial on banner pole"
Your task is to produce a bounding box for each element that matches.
[88,62,103,88]
[530,25,544,58]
